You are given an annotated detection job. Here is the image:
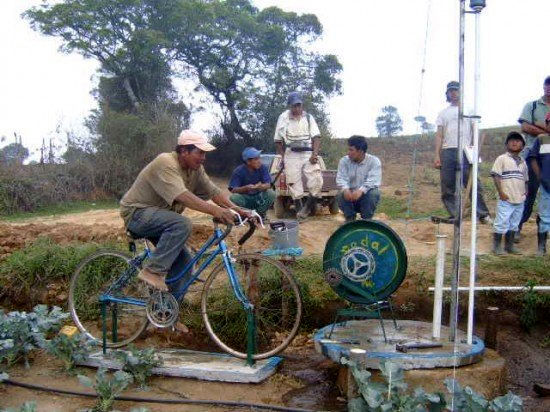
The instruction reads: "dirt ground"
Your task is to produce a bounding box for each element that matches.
[0,164,548,411]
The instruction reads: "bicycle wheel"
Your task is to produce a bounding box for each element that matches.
[69,250,149,348]
[201,253,302,359]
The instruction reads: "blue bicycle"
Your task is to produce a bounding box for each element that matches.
[68,216,302,359]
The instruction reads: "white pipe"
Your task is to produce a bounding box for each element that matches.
[432,234,447,339]
[467,10,482,346]
[429,286,550,292]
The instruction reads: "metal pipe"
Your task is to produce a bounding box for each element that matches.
[449,0,467,343]
[429,286,550,292]
[433,234,447,339]
[467,9,482,346]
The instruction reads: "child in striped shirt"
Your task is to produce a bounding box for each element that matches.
[491,132,528,255]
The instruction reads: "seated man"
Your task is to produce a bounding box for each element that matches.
[228,147,275,219]
[120,130,249,292]
[336,135,381,221]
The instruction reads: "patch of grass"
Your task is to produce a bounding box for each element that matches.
[0,199,118,221]
[0,238,124,308]
[378,195,448,220]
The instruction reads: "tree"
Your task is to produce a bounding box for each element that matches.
[376,106,403,138]
[0,143,29,165]
[163,0,342,145]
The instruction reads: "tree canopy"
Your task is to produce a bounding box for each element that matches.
[375,106,403,138]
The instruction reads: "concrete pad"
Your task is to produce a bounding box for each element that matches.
[78,349,282,383]
[314,320,484,369]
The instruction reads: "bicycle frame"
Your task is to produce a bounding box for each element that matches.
[100,225,253,312]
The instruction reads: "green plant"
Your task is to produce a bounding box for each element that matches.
[0,401,38,412]
[78,368,133,412]
[519,280,540,331]
[445,379,522,412]
[45,333,95,374]
[114,345,162,389]
[343,359,523,411]
[0,305,68,367]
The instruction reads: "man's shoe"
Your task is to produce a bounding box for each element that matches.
[137,268,168,291]
[504,231,521,254]
[297,196,314,220]
[513,230,521,243]
[492,233,504,255]
[537,232,547,257]
[479,215,493,224]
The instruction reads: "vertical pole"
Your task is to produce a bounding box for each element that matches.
[433,234,447,339]
[246,310,256,367]
[449,0,466,342]
[467,9,482,345]
[484,306,499,349]
[101,300,107,355]
[112,302,118,344]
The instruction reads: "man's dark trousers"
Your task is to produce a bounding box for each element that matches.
[440,148,490,219]
[518,155,539,231]
[337,188,380,220]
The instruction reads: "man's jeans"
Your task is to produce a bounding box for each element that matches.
[493,200,524,234]
[337,188,380,220]
[440,148,490,219]
[538,185,550,233]
[519,143,539,230]
[127,207,193,293]
[229,190,276,215]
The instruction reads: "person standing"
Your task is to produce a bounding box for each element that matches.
[228,147,275,219]
[490,132,528,255]
[336,135,381,221]
[515,76,550,241]
[434,81,491,223]
[274,91,323,220]
[527,119,550,256]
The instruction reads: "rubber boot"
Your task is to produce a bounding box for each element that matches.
[492,233,504,255]
[297,196,313,220]
[513,229,521,244]
[309,196,318,216]
[294,198,305,219]
[504,231,521,254]
[537,232,547,257]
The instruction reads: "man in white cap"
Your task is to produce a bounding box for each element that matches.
[120,130,249,292]
[274,91,323,219]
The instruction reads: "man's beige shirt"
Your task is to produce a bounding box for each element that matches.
[120,152,221,226]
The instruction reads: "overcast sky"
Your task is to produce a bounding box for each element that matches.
[1,0,549,159]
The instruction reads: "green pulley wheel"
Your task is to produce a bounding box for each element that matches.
[323,220,407,305]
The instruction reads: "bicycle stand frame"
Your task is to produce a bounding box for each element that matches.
[327,298,400,343]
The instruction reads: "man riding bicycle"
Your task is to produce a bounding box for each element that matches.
[120,129,250,293]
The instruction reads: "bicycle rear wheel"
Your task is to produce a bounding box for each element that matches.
[68,250,149,348]
[201,253,302,359]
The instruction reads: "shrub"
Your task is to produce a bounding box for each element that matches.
[45,333,95,374]
[343,359,523,412]
[114,345,162,389]
[0,305,68,367]
[78,368,133,412]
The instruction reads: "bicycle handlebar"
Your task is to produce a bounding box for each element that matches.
[212,209,263,246]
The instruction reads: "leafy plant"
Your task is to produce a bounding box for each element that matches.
[0,401,37,412]
[343,359,523,411]
[45,333,95,374]
[445,379,522,412]
[0,305,68,367]
[114,345,162,389]
[78,368,133,412]
[519,280,540,331]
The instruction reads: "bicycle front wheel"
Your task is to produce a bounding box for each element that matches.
[68,250,149,348]
[201,253,302,359]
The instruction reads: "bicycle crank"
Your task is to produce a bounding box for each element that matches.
[146,290,179,328]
